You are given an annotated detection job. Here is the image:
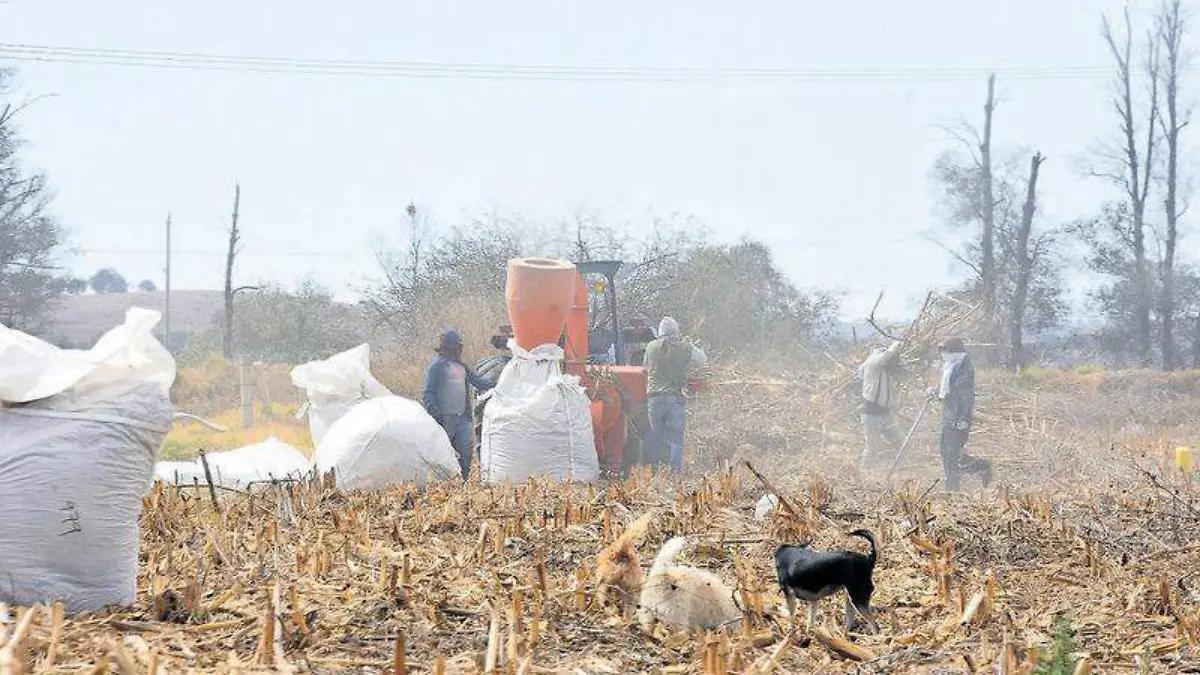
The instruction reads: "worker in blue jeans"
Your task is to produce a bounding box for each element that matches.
[423,328,494,479]
[643,317,707,473]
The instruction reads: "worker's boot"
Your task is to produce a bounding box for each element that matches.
[940,447,961,491]
[978,459,994,488]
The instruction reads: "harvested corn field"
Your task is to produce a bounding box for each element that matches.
[2,366,1198,674]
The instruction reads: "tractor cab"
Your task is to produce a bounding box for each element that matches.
[573,260,656,367]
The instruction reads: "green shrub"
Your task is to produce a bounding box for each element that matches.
[1035,615,1079,675]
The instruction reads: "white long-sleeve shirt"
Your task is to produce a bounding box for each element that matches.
[858,341,902,410]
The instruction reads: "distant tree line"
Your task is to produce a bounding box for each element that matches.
[5,3,1200,373]
[362,207,840,362]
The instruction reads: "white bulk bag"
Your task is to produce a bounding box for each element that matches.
[0,308,175,613]
[479,342,598,484]
[154,437,311,489]
[313,396,459,491]
[290,344,392,446]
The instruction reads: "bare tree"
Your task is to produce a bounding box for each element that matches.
[1091,7,1160,365]
[365,201,434,337]
[222,183,241,359]
[1009,152,1046,369]
[980,74,998,325]
[403,202,423,295]
[1154,0,1189,370]
[936,75,1001,346]
[934,145,1065,358]
[0,69,64,330]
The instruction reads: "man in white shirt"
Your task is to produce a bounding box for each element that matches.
[857,340,903,468]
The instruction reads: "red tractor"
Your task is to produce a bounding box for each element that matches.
[472,260,663,476]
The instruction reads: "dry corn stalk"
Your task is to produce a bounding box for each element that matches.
[392,632,406,675]
[484,603,501,674]
[812,627,875,662]
[0,605,39,675]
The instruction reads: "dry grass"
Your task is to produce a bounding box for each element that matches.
[3,361,1200,673]
[161,404,314,460]
[171,357,301,418]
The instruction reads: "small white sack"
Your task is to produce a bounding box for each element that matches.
[313,396,459,491]
[0,308,175,613]
[290,344,392,446]
[154,437,311,489]
[754,494,780,522]
[479,342,598,484]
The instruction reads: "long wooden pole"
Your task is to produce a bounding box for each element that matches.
[163,212,172,348]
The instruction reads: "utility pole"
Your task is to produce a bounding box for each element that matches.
[163,212,172,349]
[223,184,241,359]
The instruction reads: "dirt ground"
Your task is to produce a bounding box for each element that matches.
[3,368,1199,673]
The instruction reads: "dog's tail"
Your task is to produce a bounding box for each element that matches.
[595,511,656,581]
[649,536,689,577]
[849,529,877,566]
[616,511,655,549]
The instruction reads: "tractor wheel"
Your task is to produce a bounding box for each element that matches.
[472,355,510,455]
[474,355,511,389]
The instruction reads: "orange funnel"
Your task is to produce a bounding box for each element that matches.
[505,258,578,350]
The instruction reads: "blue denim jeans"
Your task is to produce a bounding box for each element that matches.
[648,395,686,473]
[440,413,473,479]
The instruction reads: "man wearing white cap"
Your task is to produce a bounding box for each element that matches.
[643,316,707,473]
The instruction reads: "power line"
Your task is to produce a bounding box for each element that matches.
[73,248,368,258]
[0,42,1147,83]
[70,235,929,258]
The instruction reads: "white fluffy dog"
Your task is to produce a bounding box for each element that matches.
[636,536,741,632]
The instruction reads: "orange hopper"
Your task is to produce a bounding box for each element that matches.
[504,258,578,350]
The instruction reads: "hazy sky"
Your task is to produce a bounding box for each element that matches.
[1,0,1191,321]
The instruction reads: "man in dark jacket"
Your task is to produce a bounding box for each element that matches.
[423,328,494,479]
[931,338,992,490]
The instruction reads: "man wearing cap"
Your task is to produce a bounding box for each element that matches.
[423,328,494,479]
[858,339,904,468]
[929,338,992,489]
[643,316,707,473]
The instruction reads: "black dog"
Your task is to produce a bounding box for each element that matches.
[774,529,879,633]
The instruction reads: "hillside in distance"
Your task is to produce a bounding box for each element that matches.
[39,290,224,349]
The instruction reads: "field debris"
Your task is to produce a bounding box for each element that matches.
[1,457,1196,671]
[2,362,1200,672]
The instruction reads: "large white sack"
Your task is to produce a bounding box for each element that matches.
[313,396,459,491]
[479,342,599,484]
[0,306,174,403]
[154,437,311,489]
[0,308,175,613]
[290,344,392,446]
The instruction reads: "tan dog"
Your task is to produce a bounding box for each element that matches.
[636,535,741,632]
[594,512,655,617]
